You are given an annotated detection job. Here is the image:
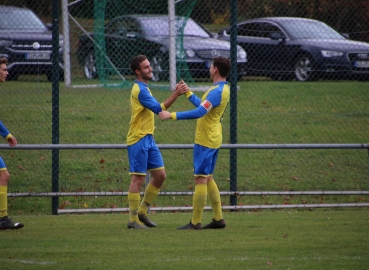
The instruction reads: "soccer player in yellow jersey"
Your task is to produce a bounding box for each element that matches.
[159,56,230,229]
[0,58,24,230]
[126,55,188,229]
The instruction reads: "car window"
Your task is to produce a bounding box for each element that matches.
[182,18,210,37]
[124,19,142,35]
[0,9,47,30]
[281,20,344,40]
[235,22,282,38]
[106,20,127,36]
[139,17,210,38]
[107,18,142,36]
[259,23,283,38]
[235,23,260,37]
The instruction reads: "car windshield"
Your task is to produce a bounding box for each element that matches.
[0,9,47,30]
[281,20,344,40]
[140,17,210,38]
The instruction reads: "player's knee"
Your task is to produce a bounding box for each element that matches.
[0,170,10,185]
[131,175,145,186]
[161,171,167,181]
[152,171,166,187]
[159,171,166,183]
[135,178,145,187]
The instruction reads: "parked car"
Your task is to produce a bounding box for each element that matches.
[0,5,64,81]
[77,14,247,81]
[217,17,369,81]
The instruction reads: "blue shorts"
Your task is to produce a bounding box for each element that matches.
[127,135,164,175]
[0,156,6,170]
[193,144,219,177]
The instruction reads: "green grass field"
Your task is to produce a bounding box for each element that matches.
[1,211,369,269]
[1,80,369,214]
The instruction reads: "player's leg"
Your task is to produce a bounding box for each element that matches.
[178,145,212,230]
[0,157,24,230]
[206,177,223,220]
[203,177,226,229]
[127,140,148,229]
[191,177,207,225]
[0,167,9,218]
[139,169,164,213]
[177,176,207,230]
[127,174,147,229]
[137,140,165,227]
[203,150,226,229]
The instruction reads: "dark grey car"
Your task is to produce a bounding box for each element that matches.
[217,17,369,81]
[77,15,247,81]
[0,5,64,81]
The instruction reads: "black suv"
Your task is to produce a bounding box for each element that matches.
[0,5,63,81]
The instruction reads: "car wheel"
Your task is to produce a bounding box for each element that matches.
[150,55,163,82]
[295,55,315,82]
[84,52,97,79]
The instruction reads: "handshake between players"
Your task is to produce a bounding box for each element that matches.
[159,79,189,120]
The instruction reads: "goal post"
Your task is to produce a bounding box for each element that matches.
[60,0,197,89]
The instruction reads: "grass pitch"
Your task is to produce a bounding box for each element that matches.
[1,211,368,269]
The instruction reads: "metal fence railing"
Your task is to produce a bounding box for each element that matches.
[2,143,368,214]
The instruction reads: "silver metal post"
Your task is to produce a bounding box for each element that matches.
[168,0,176,90]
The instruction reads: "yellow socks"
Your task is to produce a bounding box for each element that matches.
[128,192,140,223]
[138,183,160,215]
[0,185,7,218]
[207,179,223,221]
[191,184,207,225]
[128,184,160,223]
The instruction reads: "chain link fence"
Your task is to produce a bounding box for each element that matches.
[0,0,368,214]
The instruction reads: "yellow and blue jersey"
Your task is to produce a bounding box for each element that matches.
[127,80,166,145]
[0,120,11,140]
[172,81,230,149]
[0,120,12,170]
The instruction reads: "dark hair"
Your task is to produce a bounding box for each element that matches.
[212,56,231,78]
[0,57,8,66]
[130,55,147,74]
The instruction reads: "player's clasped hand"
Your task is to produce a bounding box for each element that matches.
[174,79,189,96]
[161,80,188,120]
[159,110,171,120]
